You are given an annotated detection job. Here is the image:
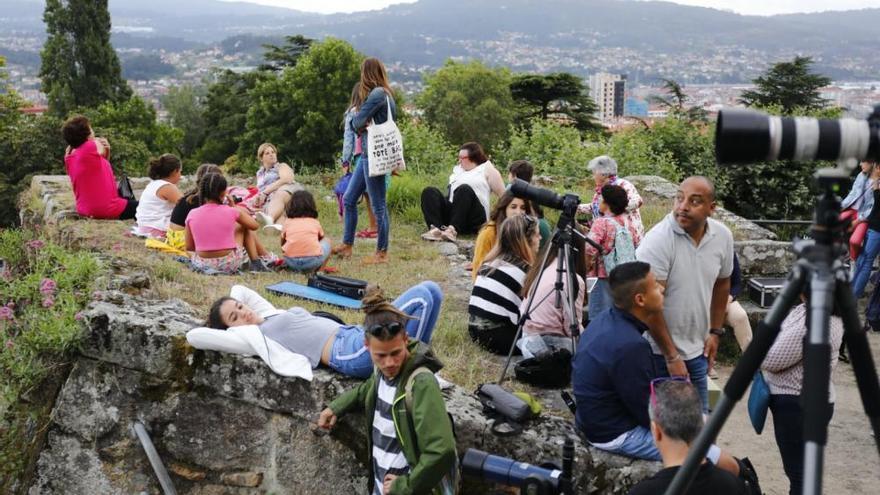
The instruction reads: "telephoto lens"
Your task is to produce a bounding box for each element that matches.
[461,448,561,493]
[715,107,880,165]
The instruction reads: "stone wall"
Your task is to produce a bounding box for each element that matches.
[28,290,658,494]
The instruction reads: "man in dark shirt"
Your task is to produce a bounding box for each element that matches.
[572,262,740,474]
[628,381,747,495]
[572,261,667,460]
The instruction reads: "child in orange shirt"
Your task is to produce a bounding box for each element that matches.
[281,190,331,273]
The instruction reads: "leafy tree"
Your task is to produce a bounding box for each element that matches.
[0,113,66,227]
[740,56,831,113]
[162,85,206,159]
[648,78,707,123]
[39,0,132,116]
[418,60,515,153]
[121,53,175,81]
[259,35,313,72]
[239,38,363,170]
[83,96,184,175]
[510,72,600,131]
[198,69,271,165]
[398,120,457,177]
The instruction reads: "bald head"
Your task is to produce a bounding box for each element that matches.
[680,176,715,202]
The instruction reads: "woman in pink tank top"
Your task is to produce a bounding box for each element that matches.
[185,173,279,273]
[62,115,136,220]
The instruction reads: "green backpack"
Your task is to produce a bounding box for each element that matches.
[603,221,636,274]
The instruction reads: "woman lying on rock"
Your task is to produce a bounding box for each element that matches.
[186,282,442,380]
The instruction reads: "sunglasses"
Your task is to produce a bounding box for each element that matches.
[367,321,404,338]
[649,376,690,408]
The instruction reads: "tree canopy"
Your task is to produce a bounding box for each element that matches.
[418,60,515,153]
[509,72,600,131]
[739,56,831,114]
[39,0,131,116]
[239,38,363,169]
[259,35,314,72]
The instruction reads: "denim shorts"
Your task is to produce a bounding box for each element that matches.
[326,326,373,379]
[284,239,330,273]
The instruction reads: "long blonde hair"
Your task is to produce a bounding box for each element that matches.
[483,215,538,269]
[358,57,392,103]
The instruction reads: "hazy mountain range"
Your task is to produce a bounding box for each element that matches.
[4,0,880,81]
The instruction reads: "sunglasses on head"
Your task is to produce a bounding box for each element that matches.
[367,321,404,338]
[650,376,690,408]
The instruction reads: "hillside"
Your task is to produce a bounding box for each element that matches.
[4,0,880,81]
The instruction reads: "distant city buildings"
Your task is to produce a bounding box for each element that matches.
[589,72,626,123]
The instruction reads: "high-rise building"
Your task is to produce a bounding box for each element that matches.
[589,73,626,123]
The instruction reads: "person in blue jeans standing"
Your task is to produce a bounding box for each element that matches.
[333,57,397,265]
[636,176,735,413]
[852,172,880,298]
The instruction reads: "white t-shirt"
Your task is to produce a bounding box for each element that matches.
[448,161,492,220]
[636,214,734,360]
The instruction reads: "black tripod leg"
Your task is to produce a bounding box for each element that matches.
[665,263,809,495]
[835,276,880,460]
[801,269,836,495]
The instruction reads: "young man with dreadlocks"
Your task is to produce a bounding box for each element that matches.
[317,286,457,495]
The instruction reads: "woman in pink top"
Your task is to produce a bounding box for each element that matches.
[185,173,271,274]
[281,190,331,273]
[517,234,587,358]
[584,184,641,320]
[62,115,136,220]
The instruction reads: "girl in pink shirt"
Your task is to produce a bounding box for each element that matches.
[62,115,136,220]
[185,173,275,273]
[281,190,331,273]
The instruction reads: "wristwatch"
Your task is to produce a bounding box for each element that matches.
[709,327,725,337]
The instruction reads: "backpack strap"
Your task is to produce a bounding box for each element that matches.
[404,366,435,412]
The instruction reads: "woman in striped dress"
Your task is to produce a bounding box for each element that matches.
[468,215,540,355]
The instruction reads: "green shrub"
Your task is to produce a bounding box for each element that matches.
[400,120,457,177]
[386,173,443,224]
[497,119,593,180]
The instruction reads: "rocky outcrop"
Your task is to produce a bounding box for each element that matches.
[29,290,659,494]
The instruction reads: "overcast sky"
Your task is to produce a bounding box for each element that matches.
[234,0,880,16]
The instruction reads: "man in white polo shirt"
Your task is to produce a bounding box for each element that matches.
[636,176,734,412]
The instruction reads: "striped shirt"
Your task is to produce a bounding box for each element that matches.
[469,259,528,326]
[372,375,409,494]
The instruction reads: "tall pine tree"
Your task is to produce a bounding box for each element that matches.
[40,0,131,116]
[739,56,830,114]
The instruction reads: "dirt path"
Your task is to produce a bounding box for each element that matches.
[714,332,880,494]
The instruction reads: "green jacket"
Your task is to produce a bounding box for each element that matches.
[329,341,457,495]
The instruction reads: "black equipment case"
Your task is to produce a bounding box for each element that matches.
[307,274,368,300]
[747,277,786,308]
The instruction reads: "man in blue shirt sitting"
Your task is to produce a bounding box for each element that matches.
[572,261,740,475]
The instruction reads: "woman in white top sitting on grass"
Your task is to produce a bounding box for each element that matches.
[135,154,183,239]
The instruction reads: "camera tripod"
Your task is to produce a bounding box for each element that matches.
[497,196,602,384]
[666,168,880,495]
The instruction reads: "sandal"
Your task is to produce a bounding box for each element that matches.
[356,229,378,239]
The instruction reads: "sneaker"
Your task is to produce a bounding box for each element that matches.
[255,211,274,227]
[421,226,444,241]
[262,223,283,232]
[260,252,281,267]
[244,260,269,272]
[440,225,457,242]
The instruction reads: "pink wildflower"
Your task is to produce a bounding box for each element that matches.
[112,242,122,251]
[42,297,54,308]
[74,311,84,321]
[5,340,13,350]
[40,278,57,296]
[0,306,13,321]
[25,239,45,250]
